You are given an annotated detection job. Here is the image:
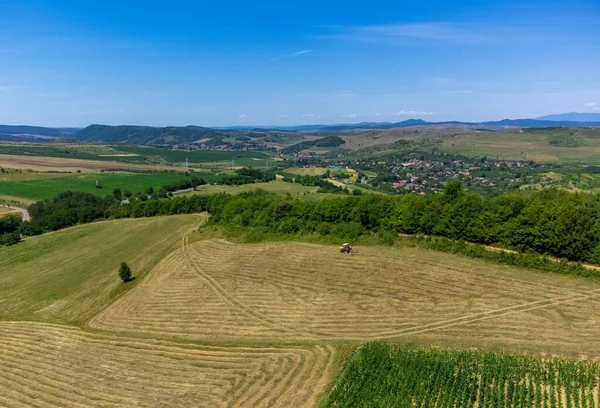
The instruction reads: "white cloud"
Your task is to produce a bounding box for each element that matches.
[280,114,288,117]
[341,114,361,118]
[393,110,434,116]
[320,23,499,45]
[238,114,249,119]
[339,91,358,97]
[301,114,316,117]
[586,102,598,107]
[270,49,312,61]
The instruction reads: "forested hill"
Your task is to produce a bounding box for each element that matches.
[74,124,227,145]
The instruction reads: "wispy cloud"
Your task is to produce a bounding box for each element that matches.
[339,91,358,97]
[270,49,312,61]
[393,110,434,116]
[320,23,500,45]
[586,102,598,108]
[341,114,361,118]
[238,114,249,119]
[280,114,288,118]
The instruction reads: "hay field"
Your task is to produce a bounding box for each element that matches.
[90,239,600,357]
[0,321,337,408]
[0,215,202,324]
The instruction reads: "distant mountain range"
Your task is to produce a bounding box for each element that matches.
[535,112,600,122]
[1,112,600,145]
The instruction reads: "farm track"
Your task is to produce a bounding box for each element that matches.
[0,322,337,408]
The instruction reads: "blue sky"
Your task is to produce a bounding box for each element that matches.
[0,0,599,127]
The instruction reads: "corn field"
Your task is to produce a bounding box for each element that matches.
[324,343,600,408]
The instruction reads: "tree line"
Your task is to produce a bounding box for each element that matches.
[3,181,600,267]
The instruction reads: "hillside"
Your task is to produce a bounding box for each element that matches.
[74,124,227,145]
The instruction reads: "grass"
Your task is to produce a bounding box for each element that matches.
[324,343,600,407]
[443,128,600,164]
[0,215,201,324]
[0,171,196,201]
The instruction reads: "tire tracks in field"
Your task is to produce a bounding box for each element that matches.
[182,233,331,339]
[373,287,600,339]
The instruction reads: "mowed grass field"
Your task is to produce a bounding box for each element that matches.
[0,322,337,408]
[0,215,340,407]
[443,128,600,164]
[0,171,194,201]
[91,238,600,357]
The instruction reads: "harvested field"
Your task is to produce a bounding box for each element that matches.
[0,321,338,408]
[91,239,600,356]
[0,154,186,172]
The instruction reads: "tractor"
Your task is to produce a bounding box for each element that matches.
[339,243,355,254]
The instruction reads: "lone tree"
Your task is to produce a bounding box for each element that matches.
[118,262,132,283]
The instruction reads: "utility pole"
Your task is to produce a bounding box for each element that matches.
[232,159,234,171]
[185,157,190,174]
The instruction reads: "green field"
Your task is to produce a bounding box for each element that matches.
[443,128,600,164]
[0,171,197,201]
[0,143,270,166]
[0,215,200,324]
[325,343,600,407]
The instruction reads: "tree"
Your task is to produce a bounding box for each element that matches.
[113,188,122,201]
[118,262,132,282]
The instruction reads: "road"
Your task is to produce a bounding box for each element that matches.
[0,205,30,221]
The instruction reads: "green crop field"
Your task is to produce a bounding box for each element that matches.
[0,171,197,201]
[0,214,201,324]
[442,128,600,164]
[325,343,600,408]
